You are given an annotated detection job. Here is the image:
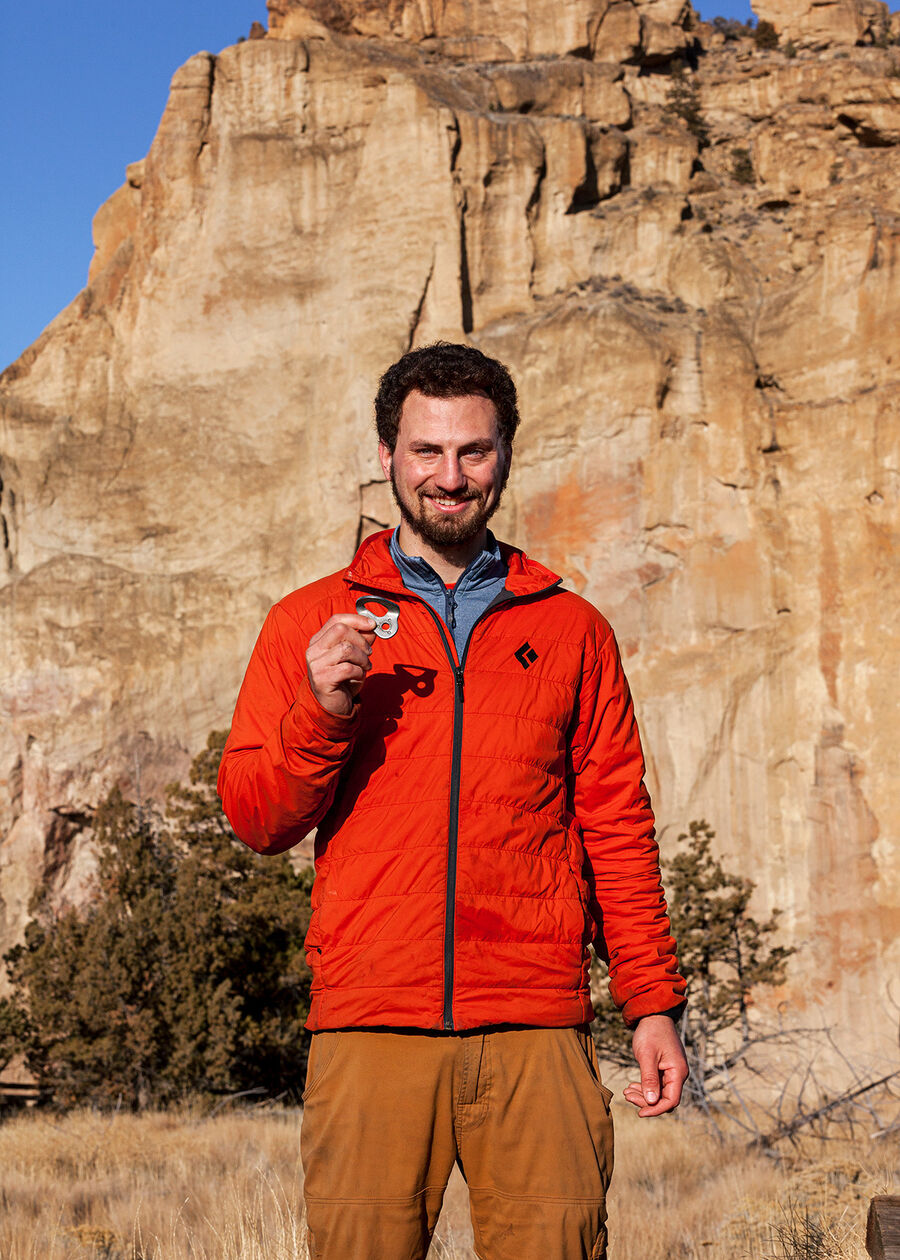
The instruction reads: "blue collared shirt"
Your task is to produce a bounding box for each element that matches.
[388,528,508,660]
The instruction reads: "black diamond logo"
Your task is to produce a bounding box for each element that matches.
[514,641,538,669]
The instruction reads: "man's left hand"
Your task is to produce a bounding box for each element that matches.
[623,1014,689,1117]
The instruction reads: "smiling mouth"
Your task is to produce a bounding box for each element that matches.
[423,494,477,513]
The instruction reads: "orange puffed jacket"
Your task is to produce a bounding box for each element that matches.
[218,530,686,1032]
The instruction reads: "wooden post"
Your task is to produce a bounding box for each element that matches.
[867,1197,900,1260]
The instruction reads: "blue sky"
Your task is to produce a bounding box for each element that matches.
[1,0,752,370]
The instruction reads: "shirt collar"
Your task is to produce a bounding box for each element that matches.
[389,527,506,592]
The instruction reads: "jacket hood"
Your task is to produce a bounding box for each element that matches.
[344,529,561,599]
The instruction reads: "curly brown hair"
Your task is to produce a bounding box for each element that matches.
[374,342,520,452]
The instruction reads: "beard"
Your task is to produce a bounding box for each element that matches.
[389,468,505,549]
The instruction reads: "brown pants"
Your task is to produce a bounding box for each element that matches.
[300,1026,614,1260]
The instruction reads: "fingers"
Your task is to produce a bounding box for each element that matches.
[308,613,378,649]
[622,1082,653,1114]
[658,1063,688,1112]
[623,1062,687,1116]
[623,1084,667,1117]
[306,614,378,716]
[627,1014,690,1117]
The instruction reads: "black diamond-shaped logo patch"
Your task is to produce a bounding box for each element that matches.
[514,641,538,669]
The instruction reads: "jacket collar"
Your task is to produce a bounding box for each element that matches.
[344,529,561,599]
[389,527,505,596]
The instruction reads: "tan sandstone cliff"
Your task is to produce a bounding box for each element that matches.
[1,0,898,1056]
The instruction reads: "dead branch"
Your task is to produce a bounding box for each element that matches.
[754,1070,900,1150]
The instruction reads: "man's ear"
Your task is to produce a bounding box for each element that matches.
[378,441,393,481]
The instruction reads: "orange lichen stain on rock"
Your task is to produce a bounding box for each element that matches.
[521,467,640,579]
[807,731,887,985]
[817,505,842,705]
[864,510,897,580]
[636,559,667,589]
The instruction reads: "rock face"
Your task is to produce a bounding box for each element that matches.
[267,0,696,63]
[1,0,898,1054]
[752,0,893,48]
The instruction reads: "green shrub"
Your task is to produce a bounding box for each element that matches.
[3,733,313,1109]
[754,19,779,49]
[592,820,794,1110]
[711,15,755,40]
[667,64,709,148]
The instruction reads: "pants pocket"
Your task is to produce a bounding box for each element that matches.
[572,1026,614,1108]
[302,1030,341,1103]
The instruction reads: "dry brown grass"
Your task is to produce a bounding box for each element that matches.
[0,1107,307,1259]
[0,1103,896,1259]
[606,1105,898,1260]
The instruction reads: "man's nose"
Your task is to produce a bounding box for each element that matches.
[434,453,465,491]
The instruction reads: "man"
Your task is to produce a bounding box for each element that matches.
[218,342,688,1260]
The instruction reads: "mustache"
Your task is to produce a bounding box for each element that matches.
[419,488,480,502]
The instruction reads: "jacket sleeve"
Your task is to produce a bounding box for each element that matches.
[568,622,686,1026]
[217,601,360,854]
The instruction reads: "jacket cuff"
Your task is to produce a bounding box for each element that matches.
[282,674,361,748]
[621,990,687,1029]
[631,1002,687,1027]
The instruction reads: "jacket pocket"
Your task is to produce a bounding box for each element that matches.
[305,910,327,989]
[563,823,591,914]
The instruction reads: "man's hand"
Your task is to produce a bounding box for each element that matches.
[306,614,377,716]
[623,1014,689,1117]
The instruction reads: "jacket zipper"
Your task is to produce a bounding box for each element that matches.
[445,660,464,1029]
[351,578,560,1030]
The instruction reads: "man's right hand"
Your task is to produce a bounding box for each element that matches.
[305,614,377,716]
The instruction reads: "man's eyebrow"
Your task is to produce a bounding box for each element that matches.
[408,438,495,451]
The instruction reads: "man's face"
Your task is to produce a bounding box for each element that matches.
[379,391,510,550]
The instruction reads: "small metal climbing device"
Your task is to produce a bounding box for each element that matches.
[356,595,400,640]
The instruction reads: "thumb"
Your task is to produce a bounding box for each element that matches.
[640,1064,660,1105]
